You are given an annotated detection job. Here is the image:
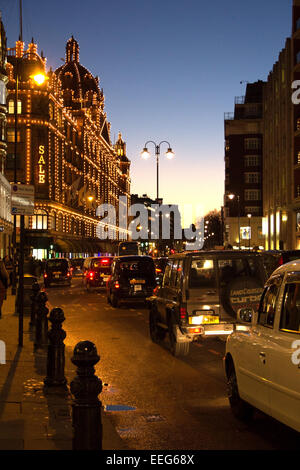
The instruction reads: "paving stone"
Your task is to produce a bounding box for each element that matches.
[0,439,24,450]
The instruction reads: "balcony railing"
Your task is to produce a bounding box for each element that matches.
[224,112,234,120]
[235,96,245,105]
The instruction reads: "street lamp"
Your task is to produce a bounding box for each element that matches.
[141,141,174,257]
[247,213,252,250]
[228,193,240,250]
[141,141,174,202]
[10,50,48,346]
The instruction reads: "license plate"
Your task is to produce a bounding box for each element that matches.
[103,277,109,282]
[55,275,60,279]
[189,315,219,325]
[134,285,142,292]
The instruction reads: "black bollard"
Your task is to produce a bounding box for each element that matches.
[70,341,103,450]
[34,291,49,351]
[44,308,67,387]
[29,281,41,328]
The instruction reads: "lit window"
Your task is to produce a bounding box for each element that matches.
[8,99,22,114]
[31,210,48,230]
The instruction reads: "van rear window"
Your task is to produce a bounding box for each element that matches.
[189,259,216,288]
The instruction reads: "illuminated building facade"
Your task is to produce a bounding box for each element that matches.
[5,37,130,259]
[0,13,12,258]
[224,81,264,249]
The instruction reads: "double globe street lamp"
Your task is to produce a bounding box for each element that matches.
[141,141,174,256]
[141,141,174,202]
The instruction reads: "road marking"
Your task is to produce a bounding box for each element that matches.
[208,349,222,356]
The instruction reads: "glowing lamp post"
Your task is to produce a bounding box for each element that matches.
[228,193,240,250]
[11,57,48,346]
[247,213,252,250]
[141,141,174,256]
[141,141,174,202]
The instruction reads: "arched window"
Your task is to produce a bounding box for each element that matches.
[57,213,63,232]
[49,103,54,120]
[31,210,47,230]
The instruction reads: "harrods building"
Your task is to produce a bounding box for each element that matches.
[5,36,130,259]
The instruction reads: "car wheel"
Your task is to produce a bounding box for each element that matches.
[227,362,254,422]
[111,293,119,308]
[168,319,190,357]
[149,307,166,344]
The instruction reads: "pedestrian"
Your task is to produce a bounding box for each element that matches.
[0,259,9,318]
[3,255,13,286]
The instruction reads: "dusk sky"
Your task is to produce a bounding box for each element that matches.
[0,0,293,220]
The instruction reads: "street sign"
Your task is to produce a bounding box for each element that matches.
[10,184,35,215]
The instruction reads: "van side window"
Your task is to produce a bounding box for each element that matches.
[170,260,178,286]
[280,283,300,333]
[163,261,172,287]
[176,260,183,289]
[258,283,280,328]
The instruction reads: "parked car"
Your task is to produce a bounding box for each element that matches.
[148,250,266,357]
[260,250,300,277]
[225,259,300,432]
[44,258,72,287]
[107,255,157,307]
[70,258,84,277]
[82,256,114,291]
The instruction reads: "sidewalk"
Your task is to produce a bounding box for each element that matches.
[0,291,127,450]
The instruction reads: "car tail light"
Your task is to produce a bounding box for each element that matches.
[114,281,120,289]
[279,255,284,266]
[155,268,162,273]
[88,271,95,280]
[44,273,47,278]
[180,307,187,319]
[101,258,109,264]
[67,272,70,277]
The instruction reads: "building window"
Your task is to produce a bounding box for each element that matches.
[49,103,54,120]
[245,172,260,184]
[245,206,260,214]
[0,80,6,105]
[6,154,21,170]
[245,189,261,201]
[244,138,261,150]
[8,99,22,114]
[7,128,21,142]
[244,155,260,167]
[225,139,230,152]
[31,210,48,230]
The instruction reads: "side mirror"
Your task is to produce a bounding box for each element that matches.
[237,307,254,323]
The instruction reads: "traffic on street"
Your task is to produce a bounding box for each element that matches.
[44,269,299,450]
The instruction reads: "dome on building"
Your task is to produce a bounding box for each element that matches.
[54,36,103,109]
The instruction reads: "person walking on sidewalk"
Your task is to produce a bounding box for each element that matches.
[0,259,9,318]
[3,255,13,286]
